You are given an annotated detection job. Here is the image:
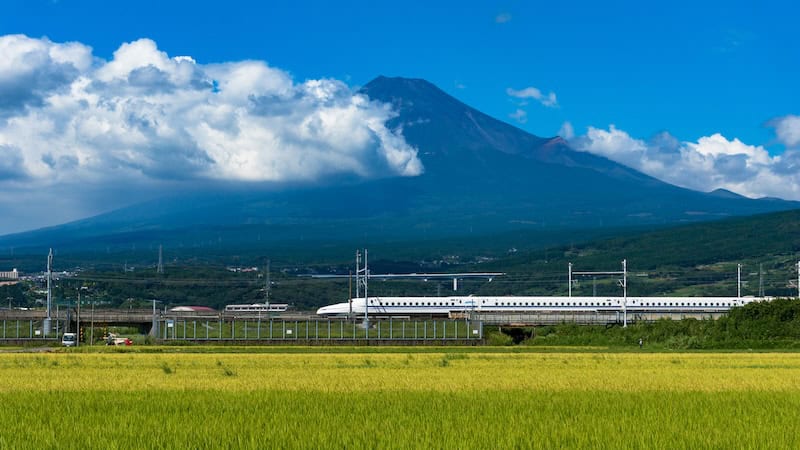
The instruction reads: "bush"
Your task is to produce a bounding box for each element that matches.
[486,330,513,346]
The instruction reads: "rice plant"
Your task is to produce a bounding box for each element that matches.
[0,351,798,448]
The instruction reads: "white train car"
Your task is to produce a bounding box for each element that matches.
[224,303,289,313]
[316,295,765,317]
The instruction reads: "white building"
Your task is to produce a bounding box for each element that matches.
[0,269,19,280]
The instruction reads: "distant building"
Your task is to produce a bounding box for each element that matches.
[0,269,19,280]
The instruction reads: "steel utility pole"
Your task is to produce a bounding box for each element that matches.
[568,262,573,298]
[737,264,742,298]
[355,250,360,299]
[618,259,628,328]
[348,270,353,318]
[152,299,159,337]
[363,249,369,332]
[45,248,53,335]
[90,299,95,345]
[76,286,82,347]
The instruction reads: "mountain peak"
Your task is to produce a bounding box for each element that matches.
[708,188,747,199]
[363,76,551,161]
[362,76,659,184]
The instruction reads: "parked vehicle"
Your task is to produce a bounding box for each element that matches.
[61,332,77,347]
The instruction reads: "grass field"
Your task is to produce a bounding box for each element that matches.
[1,349,799,449]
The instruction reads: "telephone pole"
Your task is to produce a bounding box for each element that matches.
[44,248,53,335]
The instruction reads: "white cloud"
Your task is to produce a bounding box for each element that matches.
[508,109,527,124]
[558,121,574,140]
[770,115,800,148]
[506,86,558,108]
[495,13,512,24]
[0,35,422,234]
[572,125,800,200]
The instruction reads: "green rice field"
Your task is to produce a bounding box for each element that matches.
[1,349,799,449]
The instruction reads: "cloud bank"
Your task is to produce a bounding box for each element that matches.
[571,123,800,200]
[0,35,422,233]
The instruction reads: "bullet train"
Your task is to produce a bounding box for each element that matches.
[316,295,766,317]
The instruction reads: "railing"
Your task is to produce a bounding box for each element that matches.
[156,317,483,342]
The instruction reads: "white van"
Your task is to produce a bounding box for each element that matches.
[61,332,77,347]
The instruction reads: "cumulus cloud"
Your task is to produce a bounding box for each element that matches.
[0,35,422,233]
[506,86,558,108]
[572,125,800,200]
[770,115,800,148]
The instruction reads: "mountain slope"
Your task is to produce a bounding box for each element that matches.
[478,208,800,298]
[1,76,797,251]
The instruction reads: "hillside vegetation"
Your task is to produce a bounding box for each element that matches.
[520,298,800,349]
[1,209,799,310]
[476,209,800,299]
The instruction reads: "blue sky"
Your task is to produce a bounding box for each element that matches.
[0,0,798,233]
[4,0,795,145]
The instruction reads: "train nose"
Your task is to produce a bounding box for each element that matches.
[317,302,351,316]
